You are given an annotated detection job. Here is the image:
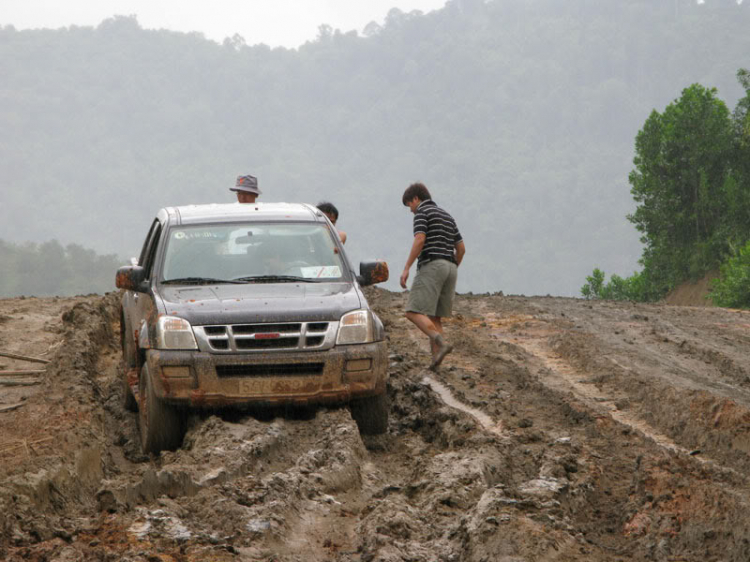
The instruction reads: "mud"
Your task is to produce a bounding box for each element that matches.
[1,289,750,561]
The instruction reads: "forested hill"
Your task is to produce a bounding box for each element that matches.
[1,0,749,296]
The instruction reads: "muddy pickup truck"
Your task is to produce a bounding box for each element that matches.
[115,202,390,454]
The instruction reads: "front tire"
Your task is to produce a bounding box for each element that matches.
[121,366,138,412]
[350,393,389,435]
[138,363,185,455]
[120,315,138,412]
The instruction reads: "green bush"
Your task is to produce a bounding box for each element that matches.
[581,268,653,302]
[580,268,605,299]
[709,240,750,308]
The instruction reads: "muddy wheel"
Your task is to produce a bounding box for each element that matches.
[138,363,184,455]
[122,367,138,412]
[121,315,138,412]
[350,393,389,435]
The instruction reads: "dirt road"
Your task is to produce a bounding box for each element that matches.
[1,289,749,561]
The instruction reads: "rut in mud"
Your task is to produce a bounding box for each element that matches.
[1,289,750,561]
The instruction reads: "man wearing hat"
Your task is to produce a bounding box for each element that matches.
[231,174,261,203]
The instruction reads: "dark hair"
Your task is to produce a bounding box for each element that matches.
[402,183,431,205]
[317,202,339,220]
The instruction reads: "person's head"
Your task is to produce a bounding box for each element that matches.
[317,202,339,225]
[402,182,431,213]
[231,174,261,203]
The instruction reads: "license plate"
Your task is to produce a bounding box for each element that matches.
[237,377,319,395]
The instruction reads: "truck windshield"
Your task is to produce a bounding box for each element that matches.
[161,223,346,284]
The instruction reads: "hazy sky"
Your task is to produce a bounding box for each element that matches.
[0,0,447,48]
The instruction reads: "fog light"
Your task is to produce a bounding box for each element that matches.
[345,359,372,372]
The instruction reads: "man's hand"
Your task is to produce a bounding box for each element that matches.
[402,233,425,289]
[400,268,409,289]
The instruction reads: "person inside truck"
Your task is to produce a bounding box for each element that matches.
[231,174,261,203]
[317,202,347,244]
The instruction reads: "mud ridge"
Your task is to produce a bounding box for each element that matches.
[0,293,120,553]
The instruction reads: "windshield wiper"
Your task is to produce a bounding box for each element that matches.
[161,277,246,285]
[233,275,314,283]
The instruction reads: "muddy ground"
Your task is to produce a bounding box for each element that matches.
[1,288,750,561]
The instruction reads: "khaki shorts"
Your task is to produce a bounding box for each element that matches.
[406,259,458,318]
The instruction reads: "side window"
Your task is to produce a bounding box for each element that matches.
[141,223,163,280]
[138,219,160,266]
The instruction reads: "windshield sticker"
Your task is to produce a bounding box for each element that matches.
[300,266,342,279]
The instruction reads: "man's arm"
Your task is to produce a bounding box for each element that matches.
[455,240,466,266]
[400,233,426,289]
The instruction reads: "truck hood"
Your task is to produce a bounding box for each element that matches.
[157,282,363,325]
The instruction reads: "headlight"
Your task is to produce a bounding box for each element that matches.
[155,316,198,350]
[336,309,374,345]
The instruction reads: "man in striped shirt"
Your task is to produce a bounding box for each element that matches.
[400,183,466,370]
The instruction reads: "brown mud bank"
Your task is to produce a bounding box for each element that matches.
[1,289,750,561]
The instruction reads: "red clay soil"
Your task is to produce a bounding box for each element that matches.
[664,271,718,307]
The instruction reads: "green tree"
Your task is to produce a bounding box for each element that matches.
[628,84,735,292]
[708,68,750,308]
[728,68,750,242]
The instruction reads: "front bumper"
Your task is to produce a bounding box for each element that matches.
[144,341,387,408]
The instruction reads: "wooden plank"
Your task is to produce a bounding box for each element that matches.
[0,370,46,376]
[0,378,41,387]
[0,351,50,365]
[0,403,25,413]
[0,436,52,449]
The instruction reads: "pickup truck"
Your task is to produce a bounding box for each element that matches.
[115,202,389,454]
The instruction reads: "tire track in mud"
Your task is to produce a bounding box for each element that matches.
[483,310,708,459]
[439,294,750,561]
[540,299,750,400]
[460,297,750,465]
[421,375,506,436]
[531,300,750,478]
[481,307,750,503]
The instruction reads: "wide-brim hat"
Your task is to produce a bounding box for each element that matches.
[231,174,261,194]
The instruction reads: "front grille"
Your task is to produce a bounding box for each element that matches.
[236,338,297,350]
[234,323,302,334]
[194,321,335,353]
[216,363,325,377]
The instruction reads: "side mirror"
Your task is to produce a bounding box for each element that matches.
[358,260,389,286]
[116,265,147,292]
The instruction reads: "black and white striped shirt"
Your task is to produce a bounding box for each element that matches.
[413,200,462,267]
